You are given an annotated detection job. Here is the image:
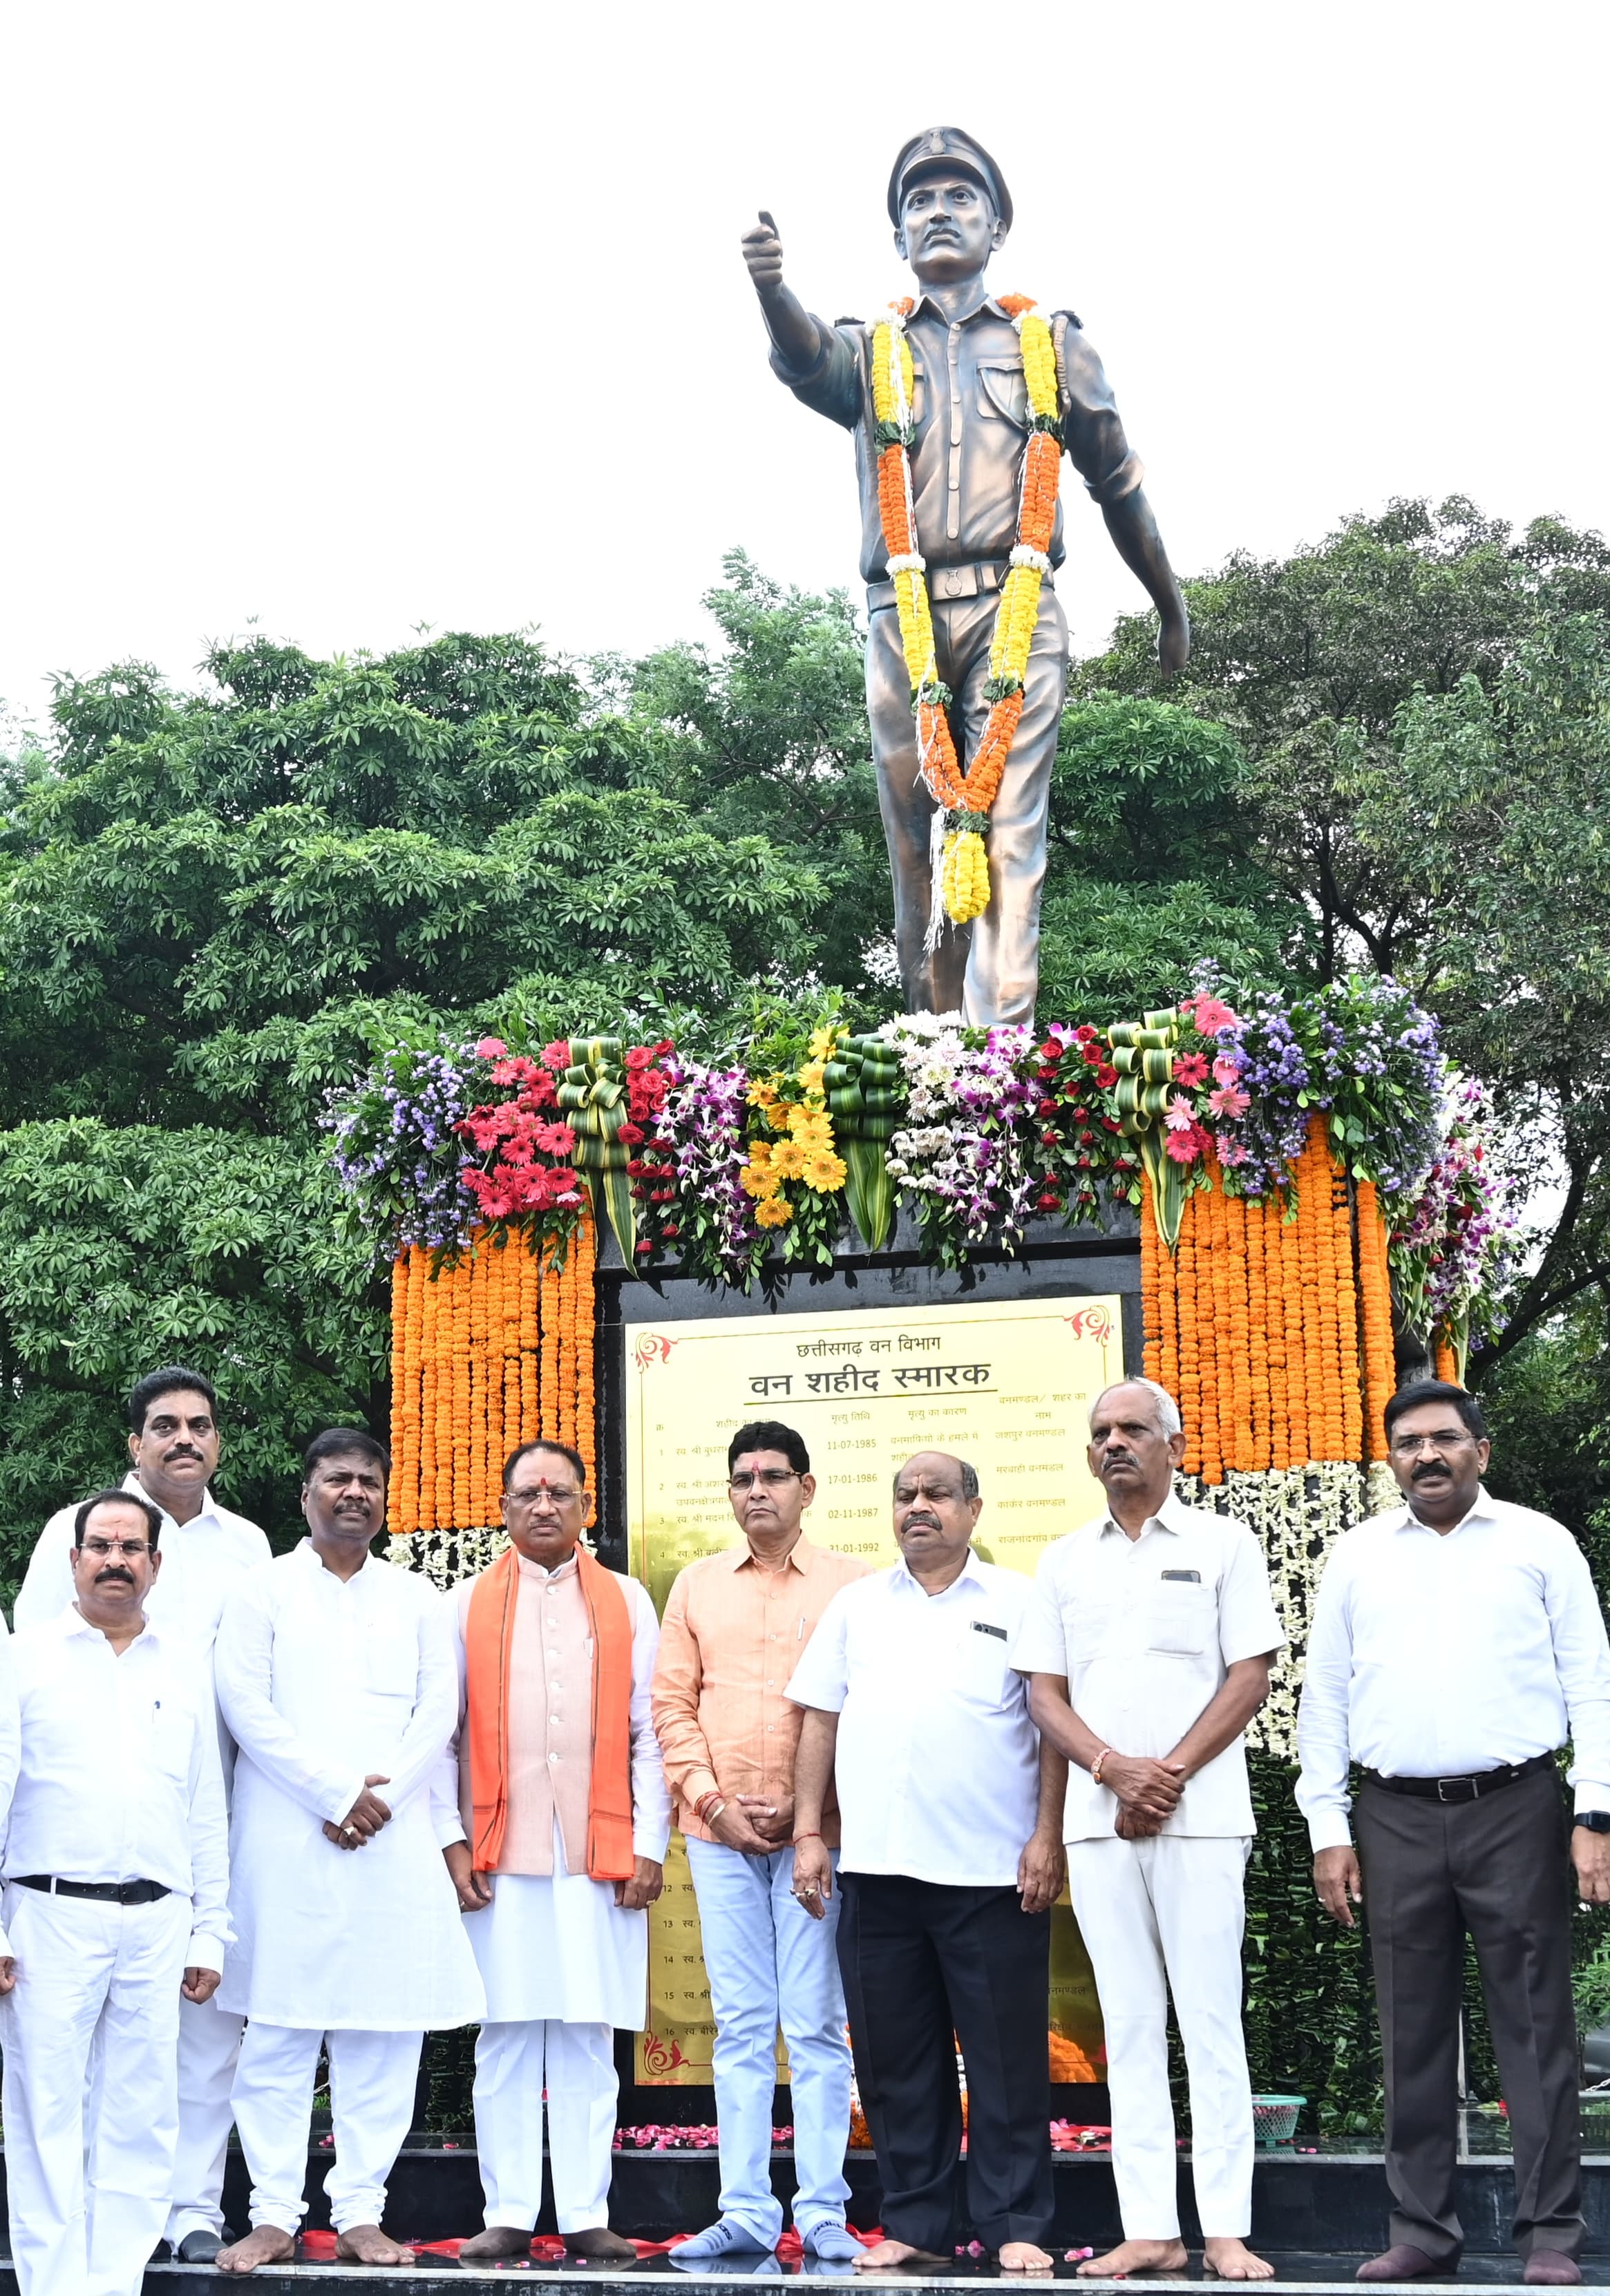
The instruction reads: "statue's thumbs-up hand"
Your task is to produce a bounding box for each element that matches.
[741,210,785,301]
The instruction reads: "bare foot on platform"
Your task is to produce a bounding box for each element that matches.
[334,2223,415,2266]
[458,2224,535,2260]
[215,2226,296,2275]
[998,2239,1055,2273]
[1078,2237,1189,2279]
[1204,2238,1275,2280]
[853,2237,951,2271]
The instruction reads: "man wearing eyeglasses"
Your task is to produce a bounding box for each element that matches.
[438,1439,669,2266]
[1298,1381,1610,2289]
[651,1421,871,2262]
[1,1488,227,2296]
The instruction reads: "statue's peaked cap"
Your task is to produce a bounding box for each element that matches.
[887,126,1012,231]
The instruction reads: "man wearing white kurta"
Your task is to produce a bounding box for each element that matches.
[14,1364,271,2265]
[213,1430,483,2277]
[1014,1379,1283,2284]
[439,1438,669,2265]
[1,1487,228,2296]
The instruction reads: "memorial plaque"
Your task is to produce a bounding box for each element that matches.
[626,1292,1119,2084]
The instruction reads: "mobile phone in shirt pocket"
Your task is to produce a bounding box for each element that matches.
[151,1702,191,1784]
[956,1619,1012,1705]
[1146,1580,1214,1655]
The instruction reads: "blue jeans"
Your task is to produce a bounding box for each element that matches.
[685,1837,853,2243]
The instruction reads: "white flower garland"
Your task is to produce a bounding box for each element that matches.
[1177,1460,1382,1760]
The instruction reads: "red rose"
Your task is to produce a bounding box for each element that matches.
[623,1046,654,1072]
[661,1222,681,1239]
[1096,1064,1120,1089]
[617,1122,645,1146]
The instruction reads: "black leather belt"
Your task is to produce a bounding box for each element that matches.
[16,1874,170,1905]
[865,559,1057,613]
[1361,1752,1553,1803]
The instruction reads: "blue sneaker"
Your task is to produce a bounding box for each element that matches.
[801,2226,865,2264]
[672,2221,777,2264]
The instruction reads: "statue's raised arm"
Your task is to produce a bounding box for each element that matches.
[743,126,1189,1028]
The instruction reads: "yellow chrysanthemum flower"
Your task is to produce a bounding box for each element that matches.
[803,1152,848,1193]
[770,1141,807,1181]
[797,1061,826,1094]
[755,1195,793,1228]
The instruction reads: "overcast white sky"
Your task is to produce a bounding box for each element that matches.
[1,0,1606,733]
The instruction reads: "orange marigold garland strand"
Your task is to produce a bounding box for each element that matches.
[1244,1190,1271,1474]
[1222,1179,1253,1474]
[1140,1182,1162,1383]
[871,293,1062,929]
[1156,1185,1179,1407]
[388,1255,408,1535]
[540,1247,562,1450]
[1176,1184,1202,1480]
[451,1247,472,1530]
[1278,1176,1308,1472]
[1334,1173,1364,1465]
[484,1242,505,1503]
[574,1213,598,1492]
[1262,1198,1290,1474]
[468,1240,488,1529]
[1355,1179,1395,1462]
[519,1242,540,1443]
[557,1240,578,1453]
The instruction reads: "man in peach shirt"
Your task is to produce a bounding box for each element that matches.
[652,1421,871,2262]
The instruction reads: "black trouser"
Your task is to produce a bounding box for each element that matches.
[1355,1767,1582,2262]
[835,1871,1052,2255]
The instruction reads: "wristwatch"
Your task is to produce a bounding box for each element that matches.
[1575,1812,1610,1834]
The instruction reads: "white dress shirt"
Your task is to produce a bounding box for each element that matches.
[214,1540,483,2029]
[14,1474,271,1647]
[0,1606,231,1971]
[785,1553,1041,1888]
[1011,1491,1285,1840]
[1296,1488,1610,1852]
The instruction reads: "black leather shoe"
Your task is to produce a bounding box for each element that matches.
[176,2228,226,2263]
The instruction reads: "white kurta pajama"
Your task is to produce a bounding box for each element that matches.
[437,1552,670,2233]
[1012,1495,1285,2244]
[215,1540,482,2237]
[16,1474,272,2248]
[0,1608,228,2296]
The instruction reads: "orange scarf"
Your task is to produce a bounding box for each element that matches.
[465,1542,635,1881]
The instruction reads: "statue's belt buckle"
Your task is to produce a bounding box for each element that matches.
[935,566,978,600]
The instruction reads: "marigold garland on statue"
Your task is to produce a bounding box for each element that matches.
[871,293,1061,929]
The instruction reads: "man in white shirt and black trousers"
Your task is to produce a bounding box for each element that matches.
[1,1486,229,2296]
[788,1450,1067,2275]
[1014,1377,1283,2284]
[1298,1381,1610,2288]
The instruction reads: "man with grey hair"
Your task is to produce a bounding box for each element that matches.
[788,1450,1066,2273]
[1012,1381,1284,2282]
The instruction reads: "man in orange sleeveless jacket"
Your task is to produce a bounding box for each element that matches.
[437,1439,669,2266]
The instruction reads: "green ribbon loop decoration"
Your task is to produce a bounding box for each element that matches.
[553,1036,638,1264]
[823,1035,905,1251]
[1108,1007,1188,1249]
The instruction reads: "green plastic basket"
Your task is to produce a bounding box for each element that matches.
[1251,2094,1305,2146]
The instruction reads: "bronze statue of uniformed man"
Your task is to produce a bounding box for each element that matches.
[743,127,1189,1027]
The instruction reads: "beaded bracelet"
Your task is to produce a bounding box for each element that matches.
[1090,1747,1116,1787]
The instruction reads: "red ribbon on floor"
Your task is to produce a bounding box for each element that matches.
[296,2226,887,2262]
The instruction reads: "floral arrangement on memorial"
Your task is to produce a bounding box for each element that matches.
[329,974,1513,1642]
